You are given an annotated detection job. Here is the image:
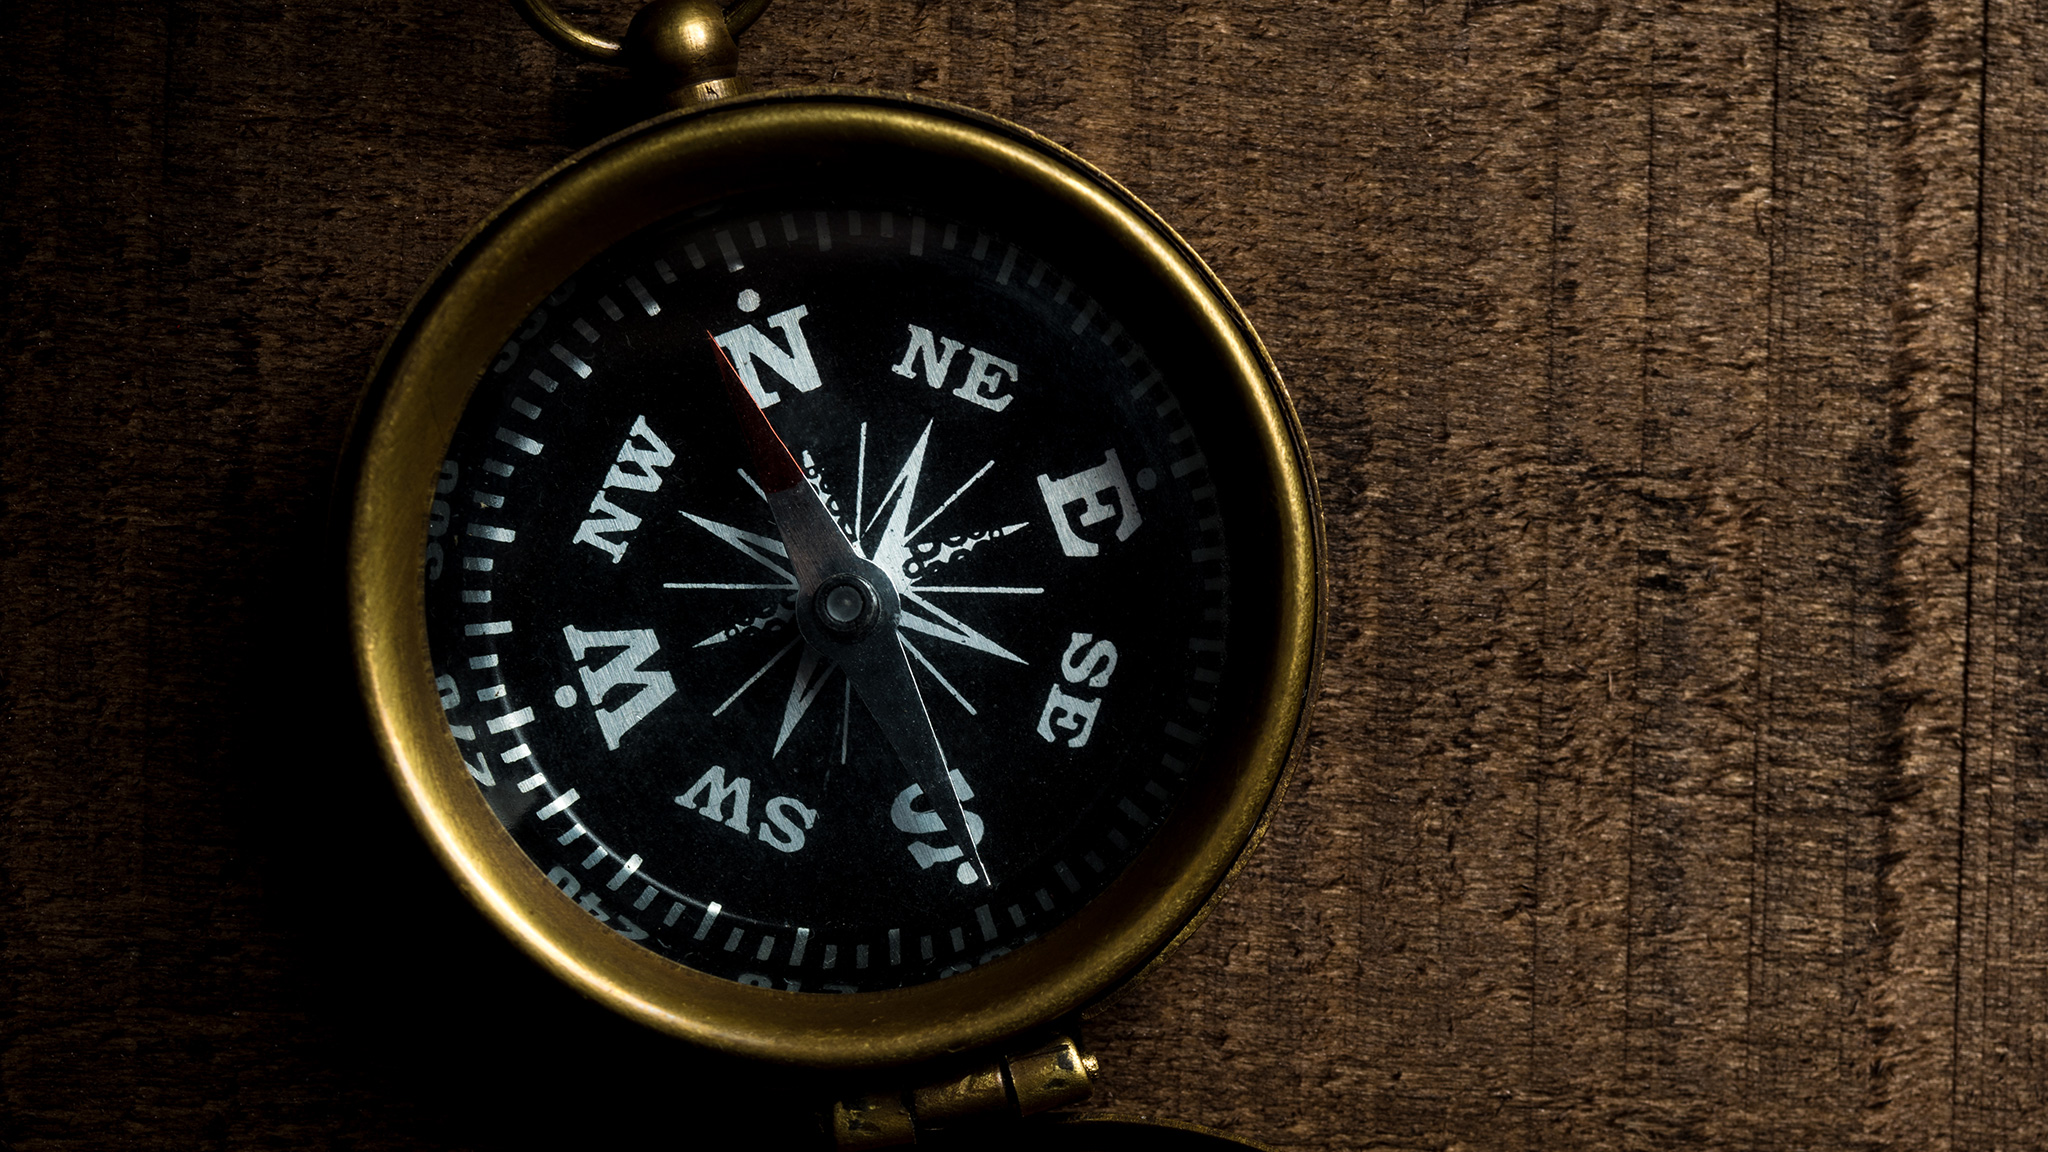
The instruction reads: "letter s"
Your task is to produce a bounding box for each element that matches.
[757,796,818,854]
[1060,632,1118,688]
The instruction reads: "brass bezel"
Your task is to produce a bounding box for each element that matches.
[346,90,1323,1072]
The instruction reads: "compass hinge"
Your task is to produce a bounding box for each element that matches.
[830,1033,1099,1148]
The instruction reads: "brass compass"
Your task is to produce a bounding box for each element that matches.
[345,2,1322,1144]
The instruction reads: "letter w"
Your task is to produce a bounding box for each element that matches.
[603,414,675,492]
[677,765,751,831]
[715,305,823,408]
[562,625,677,750]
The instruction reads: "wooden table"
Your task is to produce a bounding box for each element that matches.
[6,0,2047,1147]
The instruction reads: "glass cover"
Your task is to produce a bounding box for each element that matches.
[422,203,1230,992]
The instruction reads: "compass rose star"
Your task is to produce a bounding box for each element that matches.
[667,420,1044,759]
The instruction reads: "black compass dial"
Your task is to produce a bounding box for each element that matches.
[422,203,1230,992]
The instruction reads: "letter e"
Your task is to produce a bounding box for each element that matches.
[1036,685,1103,748]
[952,349,1017,411]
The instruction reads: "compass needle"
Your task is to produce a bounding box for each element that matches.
[710,333,994,887]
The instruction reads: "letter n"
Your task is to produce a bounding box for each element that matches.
[715,306,823,408]
[573,491,642,562]
[890,324,964,389]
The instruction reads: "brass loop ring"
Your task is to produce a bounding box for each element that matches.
[510,0,772,63]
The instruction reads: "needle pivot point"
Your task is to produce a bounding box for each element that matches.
[814,573,881,637]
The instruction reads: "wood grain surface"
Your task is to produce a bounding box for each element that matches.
[6,0,2048,1148]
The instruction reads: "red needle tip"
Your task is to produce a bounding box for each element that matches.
[709,331,805,493]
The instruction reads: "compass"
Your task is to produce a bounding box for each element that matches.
[345,1,1320,1144]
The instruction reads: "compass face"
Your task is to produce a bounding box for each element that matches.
[420,201,1231,994]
